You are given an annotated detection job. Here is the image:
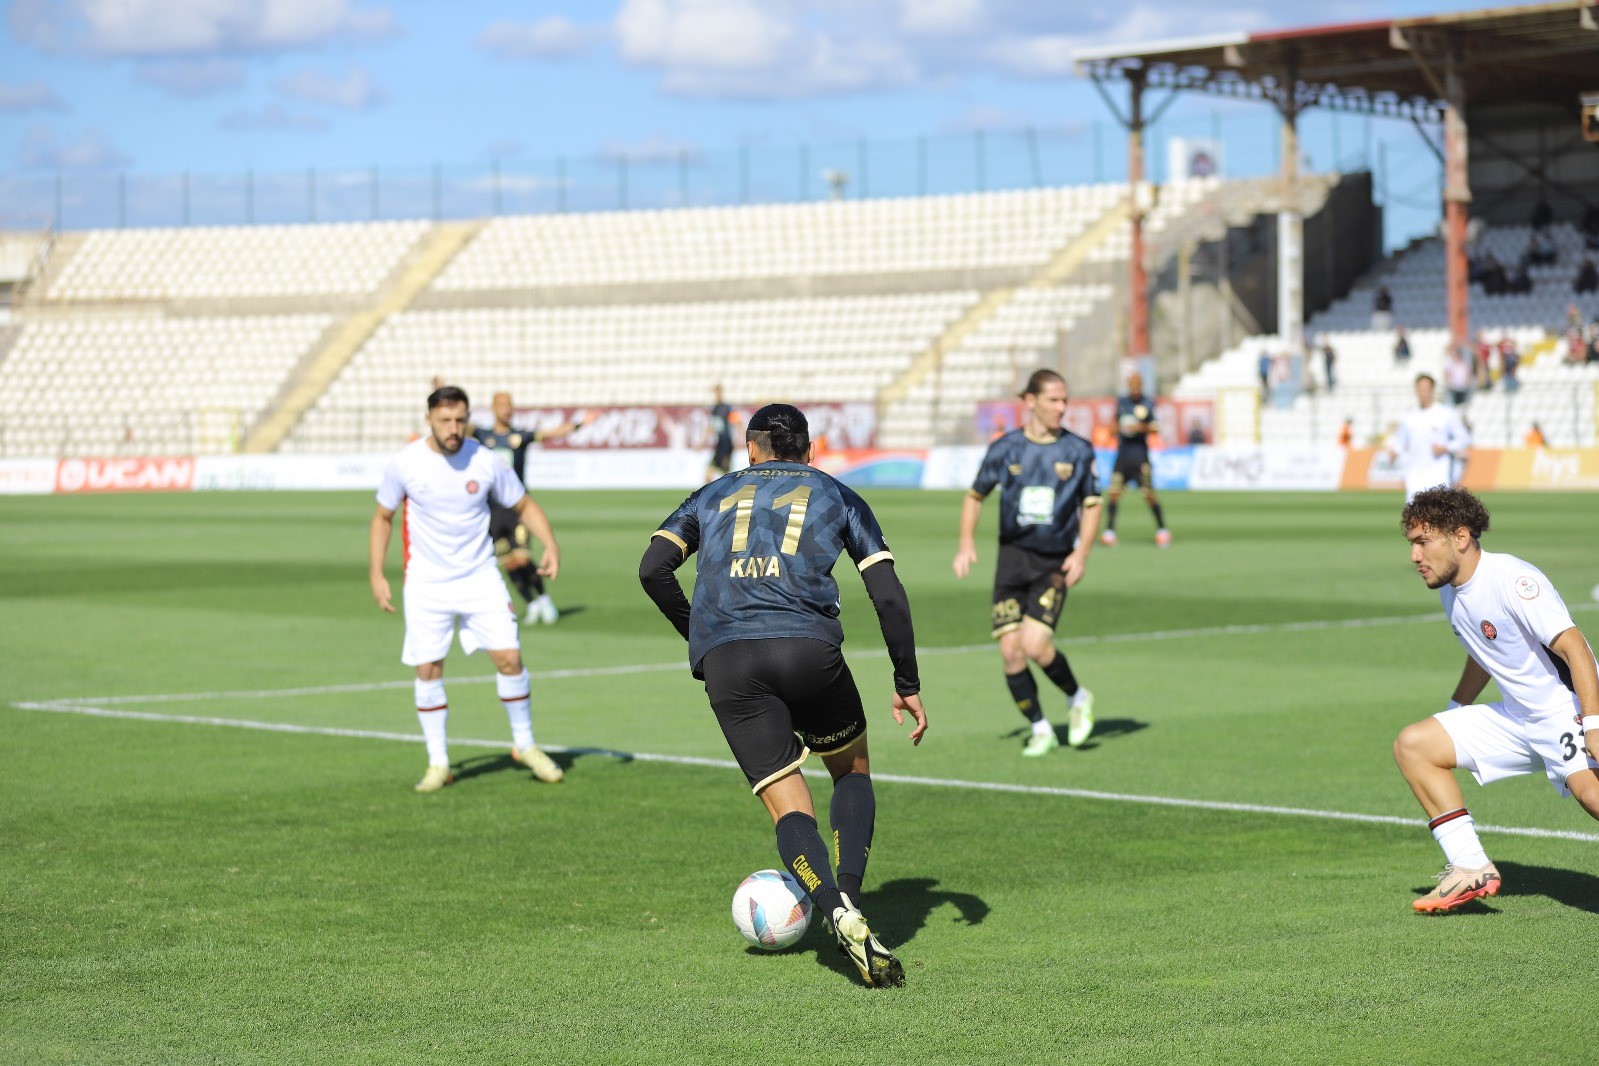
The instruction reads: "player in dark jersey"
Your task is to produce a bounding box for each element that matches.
[1100,372,1171,548]
[953,368,1101,756]
[640,403,928,988]
[705,384,741,483]
[475,391,584,624]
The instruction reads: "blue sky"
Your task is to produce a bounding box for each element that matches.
[0,0,1491,236]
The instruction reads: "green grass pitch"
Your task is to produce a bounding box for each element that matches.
[3,487,1597,1064]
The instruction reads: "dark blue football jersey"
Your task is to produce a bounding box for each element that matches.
[971,428,1100,556]
[474,427,533,483]
[653,461,894,675]
[1114,395,1156,459]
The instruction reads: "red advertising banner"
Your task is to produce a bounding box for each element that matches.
[54,456,196,493]
[507,403,878,450]
[975,397,1214,447]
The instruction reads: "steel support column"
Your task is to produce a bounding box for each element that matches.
[1127,69,1149,357]
[1443,49,1471,352]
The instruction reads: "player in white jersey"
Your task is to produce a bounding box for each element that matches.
[1383,374,1471,501]
[1392,487,1599,912]
[369,386,566,792]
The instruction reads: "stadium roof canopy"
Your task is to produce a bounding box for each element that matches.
[1074,1,1599,121]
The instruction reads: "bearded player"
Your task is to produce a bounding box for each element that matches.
[1392,486,1599,912]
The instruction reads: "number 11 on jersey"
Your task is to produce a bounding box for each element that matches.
[719,484,812,555]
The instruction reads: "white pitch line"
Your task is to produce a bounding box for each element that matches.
[12,698,1599,844]
[42,607,1511,708]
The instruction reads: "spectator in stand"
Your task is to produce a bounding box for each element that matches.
[1479,255,1507,296]
[1526,231,1558,266]
[1568,328,1588,365]
[1499,337,1520,394]
[1575,259,1598,295]
[1507,262,1533,295]
[1531,198,1553,230]
[1258,350,1272,398]
[1320,335,1337,392]
[1524,422,1546,449]
[1372,284,1394,328]
[1445,346,1473,407]
[1583,204,1599,250]
[1569,303,1585,330]
[1473,332,1494,392]
[1588,324,1599,364]
[1338,417,1354,449]
[1392,326,1411,367]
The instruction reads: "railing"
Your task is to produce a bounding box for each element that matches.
[1263,379,1598,449]
[0,109,1439,250]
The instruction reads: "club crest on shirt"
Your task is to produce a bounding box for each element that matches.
[1514,576,1539,600]
[1134,405,1149,420]
[1008,463,1023,476]
[465,480,480,494]
[1480,620,1497,641]
[1054,462,1074,480]
[510,434,523,448]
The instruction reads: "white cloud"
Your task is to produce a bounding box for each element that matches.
[474,16,603,61]
[134,58,246,97]
[274,65,384,109]
[219,104,328,132]
[595,134,702,164]
[18,124,129,169]
[614,0,918,99]
[898,0,985,36]
[10,0,396,56]
[0,81,66,112]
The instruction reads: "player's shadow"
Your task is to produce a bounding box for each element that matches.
[449,747,590,783]
[1000,718,1149,749]
[805,877,989,980]
[1492,861,1599,915]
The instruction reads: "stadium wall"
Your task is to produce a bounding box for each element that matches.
[5,448,1597,495]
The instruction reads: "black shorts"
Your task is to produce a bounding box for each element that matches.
[1110,451,1152,490]
[700,637,866,794]
[489,504,531,559]
[991,543,1067,637]
[710,441,733,473]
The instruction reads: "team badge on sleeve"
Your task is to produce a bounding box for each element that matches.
[1514,576,1539,600]
[1480,620,1497,641]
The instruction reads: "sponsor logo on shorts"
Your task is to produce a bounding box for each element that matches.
[1515,576,1539,600]
[1480,620,1497,640]
[465,480,480,494]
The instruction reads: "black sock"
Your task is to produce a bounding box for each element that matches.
[1005,669,1043,723]
[509,566,537,605]
[775,811,843,917]
[830,773,876,902]
[1106,499,1119,531]
[1040,652,1079,697]
[1150,500,1166,528]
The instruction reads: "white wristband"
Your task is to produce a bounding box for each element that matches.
[1582,715,1599,731]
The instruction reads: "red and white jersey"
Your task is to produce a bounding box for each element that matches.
[1392,403,1470,500]
[1440,550,1591,719]
[377,437,525,583]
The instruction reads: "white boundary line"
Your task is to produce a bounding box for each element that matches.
[12,698,1599,844]
[43,607,1512,708]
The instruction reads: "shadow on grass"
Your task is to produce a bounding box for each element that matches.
[1493,861,1599,915]
[799,876,991,981]
[1001,718,1150,748]
[451,746,592,783]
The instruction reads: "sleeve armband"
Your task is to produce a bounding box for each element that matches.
[1082,495,1103,507]
[967,489,988,501]
[652,529,688,553]
[857,550,894,572]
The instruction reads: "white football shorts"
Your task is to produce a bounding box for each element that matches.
[1435,701,1598,797]
[401,567,519,666]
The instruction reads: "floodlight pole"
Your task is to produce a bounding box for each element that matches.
[1127,68,1149,358]
[1443,48,1470,353]
[1275,57,1304,359]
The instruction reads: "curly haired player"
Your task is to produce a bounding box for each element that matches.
[1392,486,1599,912]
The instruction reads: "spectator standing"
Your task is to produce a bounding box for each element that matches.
[1445,347,1473,407]
[1394,326,1412,367]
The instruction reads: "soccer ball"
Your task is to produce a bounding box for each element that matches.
[731,869,812,950]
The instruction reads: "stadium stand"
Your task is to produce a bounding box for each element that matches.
[1172,222,1599,449]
